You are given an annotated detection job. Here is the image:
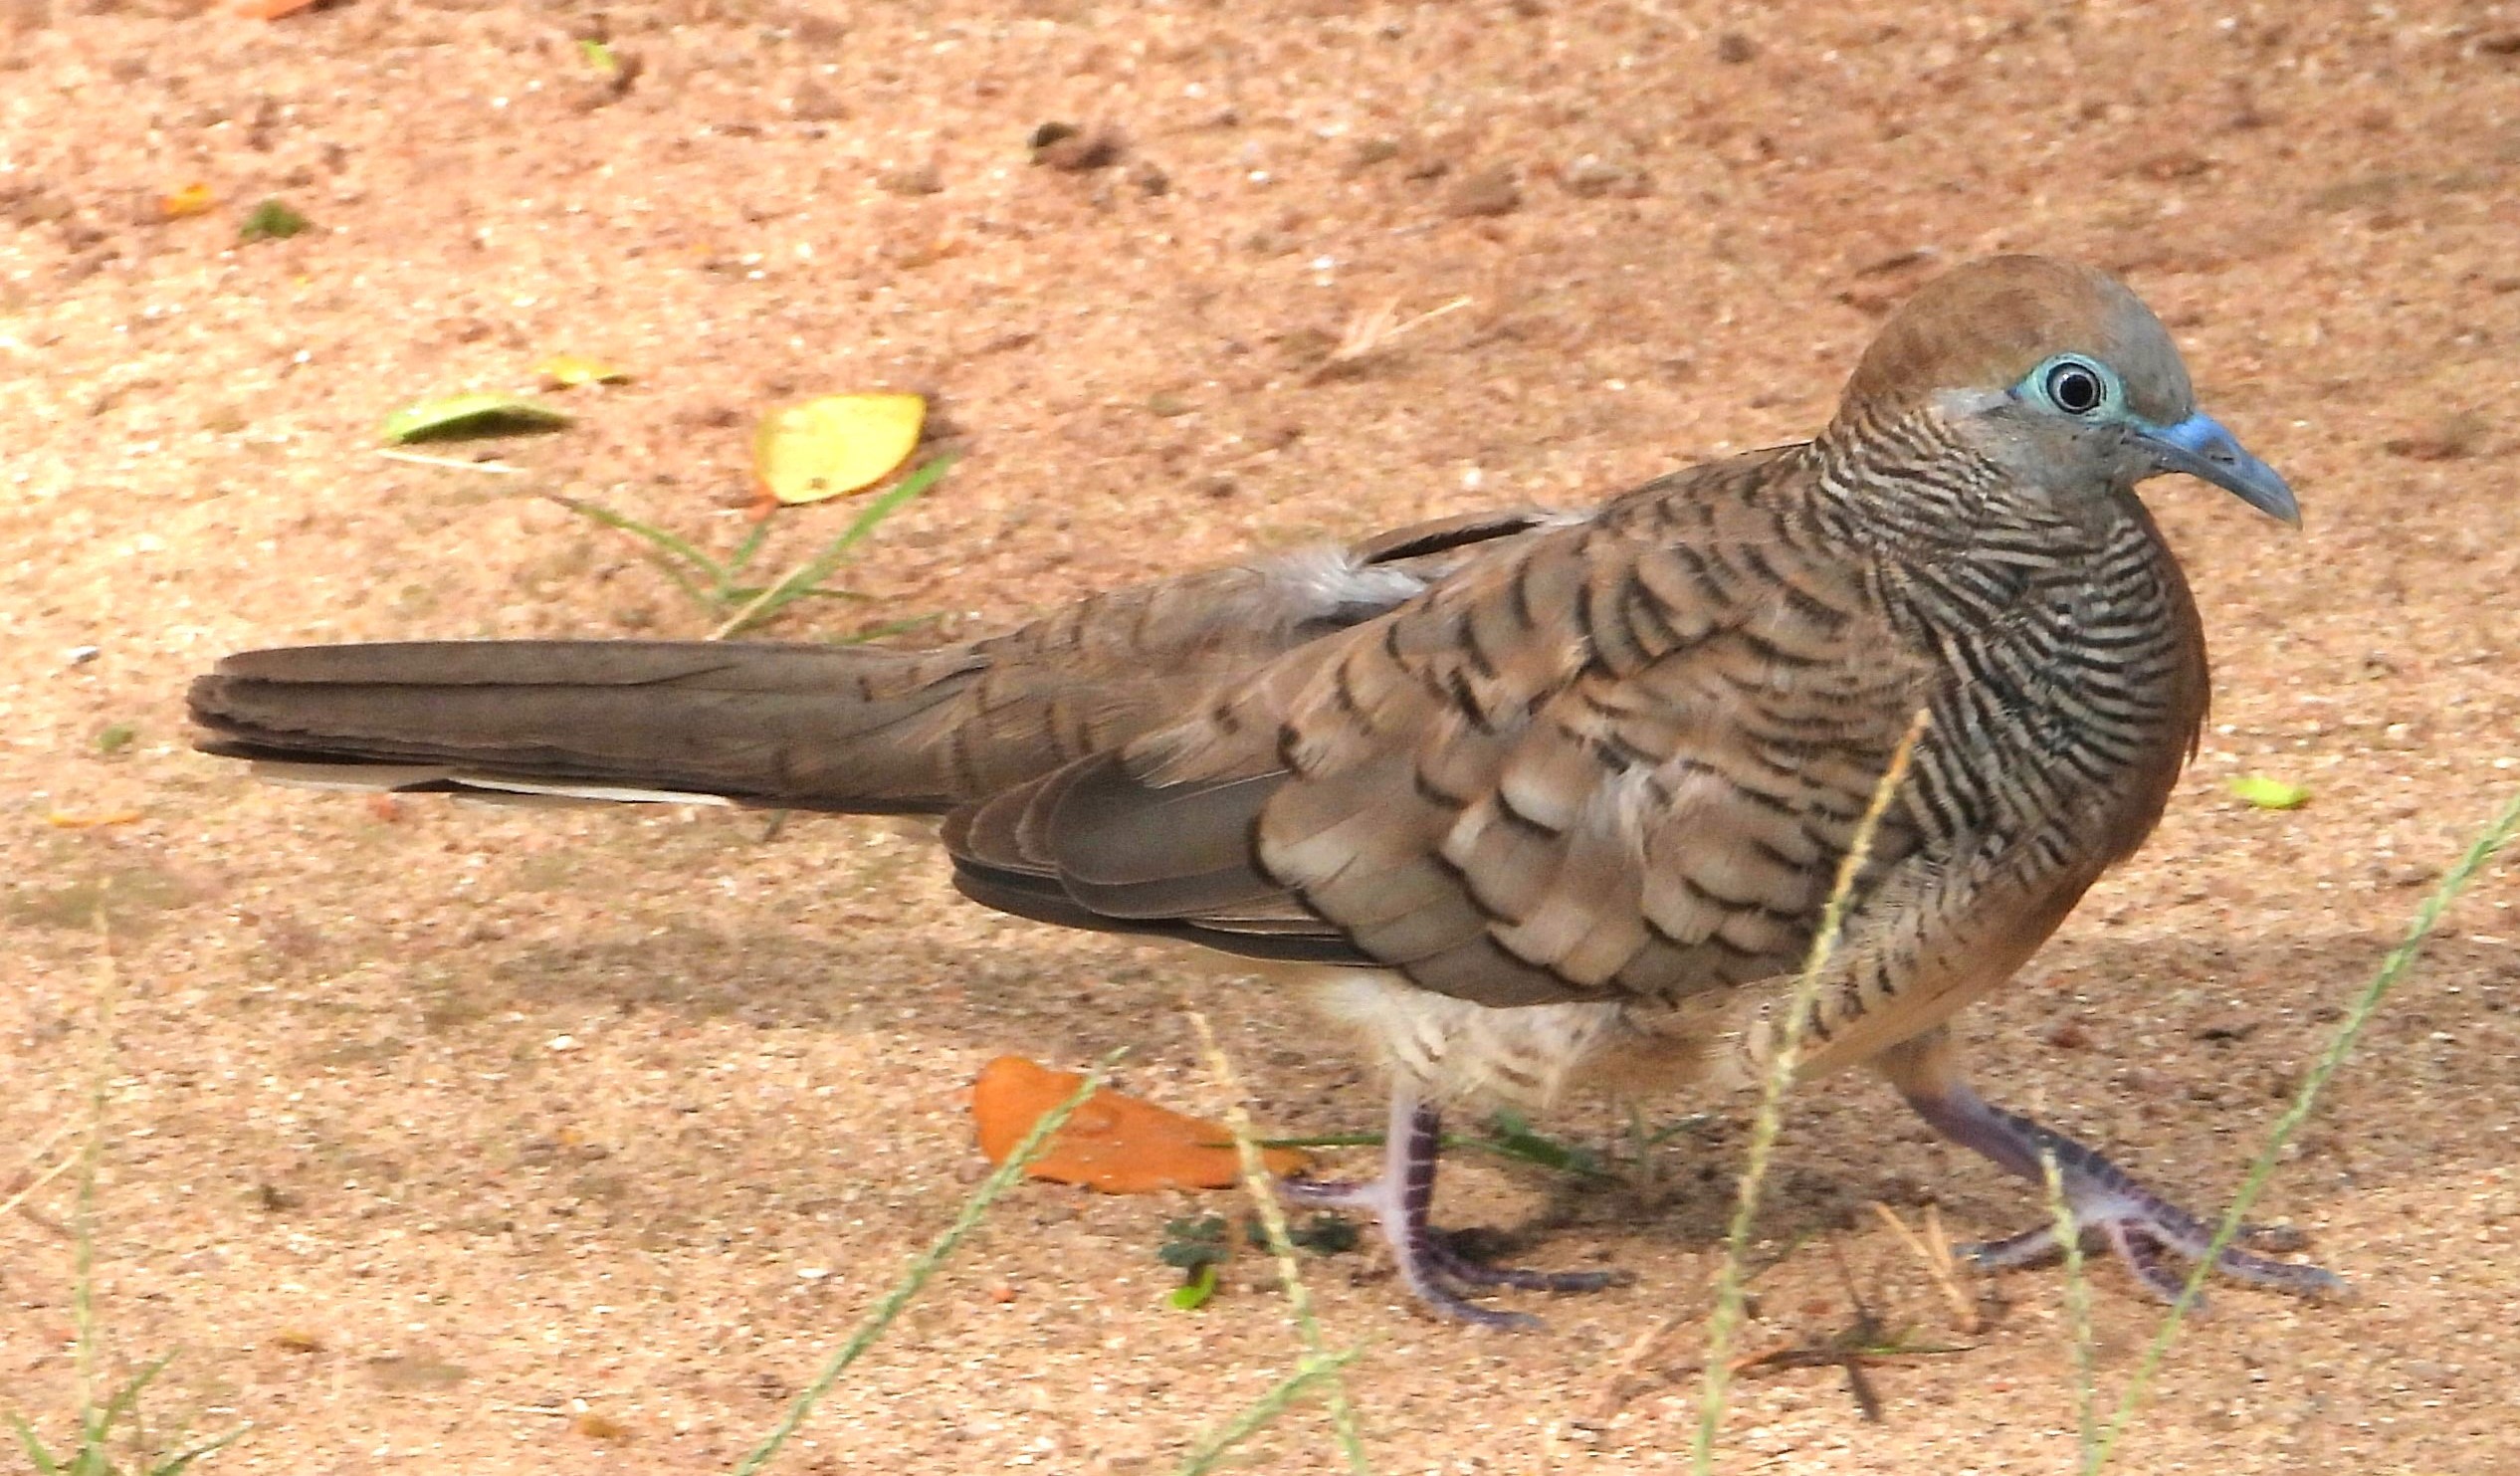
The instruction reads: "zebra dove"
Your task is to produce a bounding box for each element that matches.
[190,256,2337,1326]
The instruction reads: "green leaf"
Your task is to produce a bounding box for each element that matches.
[578,38,620,75]
[1285,1212,1359,1256]
[2226,774,2310,810]
[94,723,135,756]
[1242,1211,1360,1254]
[1166,1262,1219,1311]
[1157,1213,1229,1272]
[238,198,311,243]
[1471,1107,1610,1178]
[381,393,572,444]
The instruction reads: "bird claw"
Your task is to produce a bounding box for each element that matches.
[1280,1174,1627,1327]
[1949,1171,2345,1305]
[1890,1052,2345,1306]
[1277,1100,1627,1328]
[1393,1236,1625,1329]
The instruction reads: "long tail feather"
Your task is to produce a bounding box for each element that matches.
[188,640,981,813]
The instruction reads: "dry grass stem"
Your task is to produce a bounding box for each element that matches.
[1691,707,1932,1472]
[1312,296,1473,377]
[2038,1150,2101,1468]
[0,1143,82,1224]
[1184,1009,1370,1476]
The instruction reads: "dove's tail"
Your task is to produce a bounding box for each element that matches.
[186,640,987,813]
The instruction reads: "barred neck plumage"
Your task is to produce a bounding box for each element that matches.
[1798,398,2210,867]
[1802,400,2048,554]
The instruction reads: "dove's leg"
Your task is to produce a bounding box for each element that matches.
[1279,1088,1623,1328]
[1876,1029,2341,1302]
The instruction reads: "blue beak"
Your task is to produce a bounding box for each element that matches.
[2138,412,2300,527]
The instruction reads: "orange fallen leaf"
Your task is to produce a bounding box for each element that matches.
[971,1055,1309,1193]
[161,183,216,220]
[238,0,322,18]
[45,809,144,829]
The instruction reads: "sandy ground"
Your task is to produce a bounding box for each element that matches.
[5,1,2519,1471]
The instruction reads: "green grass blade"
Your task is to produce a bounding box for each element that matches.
[730,1046,1123,1476]
[1641,1113,1719,1150]
[11,1414,62,1476]
[6,919,247,1476]
[158,1422,250,1473]
[1241,1128,1613,1178]
[712,456,950,639]
[1461,1111,1611,1178]
[2088,782,2520,1470]
[833,613,946,646]
[1172,1348,1365,1476]
[720,586,878,605]
[545,495,723,582]
[722,514,776,584]
[86,1353,174,1456]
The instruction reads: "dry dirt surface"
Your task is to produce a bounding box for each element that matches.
[5,1,2520,1472]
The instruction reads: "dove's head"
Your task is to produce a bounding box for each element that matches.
[1833,255,2298,526]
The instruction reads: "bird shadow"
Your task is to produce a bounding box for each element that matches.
[470,915,2519,1264]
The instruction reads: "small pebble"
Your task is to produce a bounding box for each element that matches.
[791,78,848,122]
[1445,165,1521,218]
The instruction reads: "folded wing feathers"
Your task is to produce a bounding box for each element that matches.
[193,493,1922,1014]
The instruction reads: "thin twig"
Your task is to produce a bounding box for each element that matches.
[0,1149,82,1224]
[376,448,525,474]
[2089,783,2520,1471]
[1866,1200,1978,1335]
[1691,708,1932,1472]
[1310,295,1474,379]
[1184,1010,1370,1476]
[1581,1293,1709,1425]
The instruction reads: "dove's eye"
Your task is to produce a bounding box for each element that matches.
[2042,358,2108,416]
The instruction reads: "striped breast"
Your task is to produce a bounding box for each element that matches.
[1752,409,2209,1074]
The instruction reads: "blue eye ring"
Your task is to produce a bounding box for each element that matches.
[2030,354,2117,417]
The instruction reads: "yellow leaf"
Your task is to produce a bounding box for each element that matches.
[535,353,629,389]
[162,183,216,219]
[754,393,925,505]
